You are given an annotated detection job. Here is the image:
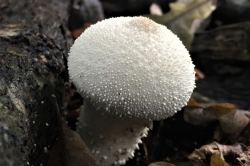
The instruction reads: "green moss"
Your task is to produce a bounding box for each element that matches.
[0,50,23,57]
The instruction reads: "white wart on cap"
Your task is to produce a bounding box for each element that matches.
[68,16,195,165]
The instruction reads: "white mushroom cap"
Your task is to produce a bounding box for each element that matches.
[68,16,195,120]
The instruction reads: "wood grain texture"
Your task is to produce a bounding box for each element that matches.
[0,0,69,165]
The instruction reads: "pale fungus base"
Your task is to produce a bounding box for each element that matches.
[68,16,195,165]
[77,101,152,165]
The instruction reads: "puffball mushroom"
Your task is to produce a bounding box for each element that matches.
[68,16,195,165]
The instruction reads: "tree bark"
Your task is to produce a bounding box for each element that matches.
[0,0,70,165]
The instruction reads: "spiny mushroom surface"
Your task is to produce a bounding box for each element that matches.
[68,16,195,165]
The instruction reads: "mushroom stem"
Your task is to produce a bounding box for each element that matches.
[77,100,152,165]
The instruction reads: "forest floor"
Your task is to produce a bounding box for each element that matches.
[64,0,250,166]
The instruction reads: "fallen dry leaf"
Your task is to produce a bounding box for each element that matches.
[149,3,163,16]
[184,99,250,134]
[145,0,216,49]
[210,155,229,166]
[184,98,217,126]
[48,123,100,166]
[219,109,250,134]
[237,146,250,166]
[188,142,242,165]
[195,68,205,80]
[72,23,92,39]
[178,0,194,5]
[48,95,100,166]
[148,161,175,166]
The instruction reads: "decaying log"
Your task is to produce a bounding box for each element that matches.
[191,22,250,109]
[0,0,70,165]
[192,22,250,62]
